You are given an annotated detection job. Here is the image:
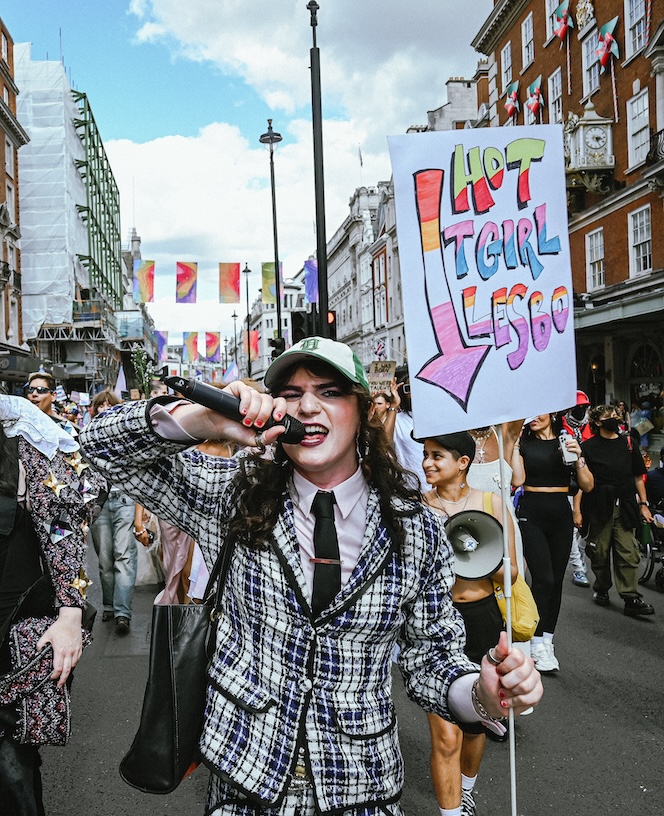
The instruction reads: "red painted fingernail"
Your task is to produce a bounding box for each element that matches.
[240,407,247,414]
[274,412,283,420]
[255,419,263,427]
[501,700,508,708]
[499,691,505,699]
[243,418,252,426]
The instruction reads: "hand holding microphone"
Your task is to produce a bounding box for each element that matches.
[163,376,305,445]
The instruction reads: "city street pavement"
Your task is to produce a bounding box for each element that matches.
[41,546,664,815]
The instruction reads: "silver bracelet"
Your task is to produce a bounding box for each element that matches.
[471,678,503,722]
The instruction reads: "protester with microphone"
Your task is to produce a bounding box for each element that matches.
[80,337,542,816]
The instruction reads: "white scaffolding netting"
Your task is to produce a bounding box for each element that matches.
[15,43,89,339]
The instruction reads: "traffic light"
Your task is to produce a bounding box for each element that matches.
[327,310,337,341]
[269,336,286,359]
[291,310,310,343]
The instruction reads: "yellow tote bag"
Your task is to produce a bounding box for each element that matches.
[482,491,539,642]
[493,575,539,642]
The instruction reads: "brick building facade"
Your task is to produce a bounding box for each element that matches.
[0,18,32,388]
[473,0,664,407]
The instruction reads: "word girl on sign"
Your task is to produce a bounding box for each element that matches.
[389,125,576,437]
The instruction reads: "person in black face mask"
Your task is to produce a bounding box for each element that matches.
[575,405,655,617]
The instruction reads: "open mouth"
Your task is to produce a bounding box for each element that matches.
[301,423,328,444]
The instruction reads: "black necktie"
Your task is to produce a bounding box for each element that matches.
[311,491,341,617]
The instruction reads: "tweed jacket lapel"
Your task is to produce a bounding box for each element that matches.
[270,487,396,621]
[270,495,311,614]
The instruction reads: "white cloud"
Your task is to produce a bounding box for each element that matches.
[113,0,493,339]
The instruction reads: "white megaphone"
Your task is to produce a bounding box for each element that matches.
[444,510,504,580]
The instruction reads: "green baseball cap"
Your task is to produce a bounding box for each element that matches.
[264,336,370,392]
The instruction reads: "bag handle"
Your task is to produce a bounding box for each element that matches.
[202,525,236,658]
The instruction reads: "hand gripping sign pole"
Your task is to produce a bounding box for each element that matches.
[497,425,517,816]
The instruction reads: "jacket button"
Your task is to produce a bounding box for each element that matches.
[300,678,313,692]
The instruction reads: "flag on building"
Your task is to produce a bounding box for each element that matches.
[206,332,221,363]
[219,262,240,303]
[261,262,283,305]
[243,329,259,362]
[155,330,169,361]
[553,0,573,40]
[597,16,620,71]
[133,259,155,303]
[372,339,387,361]
[222,360,239,384]
[176,262,198,303]
[526,76,544,117]
[504,81,520,118]
[304,259,318,304]
[182,332,198,363]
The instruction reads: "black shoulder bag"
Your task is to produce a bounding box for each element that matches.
[119,535,234,794]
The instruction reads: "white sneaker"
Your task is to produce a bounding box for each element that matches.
[531,642,559,672]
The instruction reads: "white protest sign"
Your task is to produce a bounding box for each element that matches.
[388,125,576,437]
[369,361,396,395]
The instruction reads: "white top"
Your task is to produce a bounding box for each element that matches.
[467,458,524,575]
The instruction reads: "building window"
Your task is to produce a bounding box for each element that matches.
[501,42,512,92]
[2,86,8,106]
[525,104,536,125]
[627,89,649,167]
[4,139,13,178]
[585,229,605,290]
[545,0,560,39]
[625,0,647,57]
[629,206,652,276]
[5,182,14,223]
[548,68,563,123]
[582,31,600,97]
[1,34,7,63]
[372,250,388,327]
[522,13,535,67]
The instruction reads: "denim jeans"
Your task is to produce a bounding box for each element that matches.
[90,490,137,619]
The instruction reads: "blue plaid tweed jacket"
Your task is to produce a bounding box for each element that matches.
[80,402,477,814]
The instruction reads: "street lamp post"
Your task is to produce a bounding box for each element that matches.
[243,264,252,377]
[259,119,283,342]
[307,0,329,337]
[231,311,238,369]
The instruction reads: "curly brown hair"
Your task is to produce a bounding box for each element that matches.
[226,359,423,551]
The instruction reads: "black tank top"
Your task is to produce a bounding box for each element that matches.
[521,435,570,488]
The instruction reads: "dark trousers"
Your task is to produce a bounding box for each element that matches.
[0,728,44,816]
[518,492,573,636]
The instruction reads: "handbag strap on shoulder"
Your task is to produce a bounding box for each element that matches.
[202,527,235,610]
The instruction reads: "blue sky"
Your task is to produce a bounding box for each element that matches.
[2,0,285,143]
[3,1,492,341]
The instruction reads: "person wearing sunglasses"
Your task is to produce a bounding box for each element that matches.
[24,372,78,439]
[25,372,57,417]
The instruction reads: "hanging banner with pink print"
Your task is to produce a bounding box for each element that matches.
[206,332,221,363]
[388,125,576,437]
[176,262,198,304]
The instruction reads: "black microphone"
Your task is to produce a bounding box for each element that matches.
[163,375,306,444]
